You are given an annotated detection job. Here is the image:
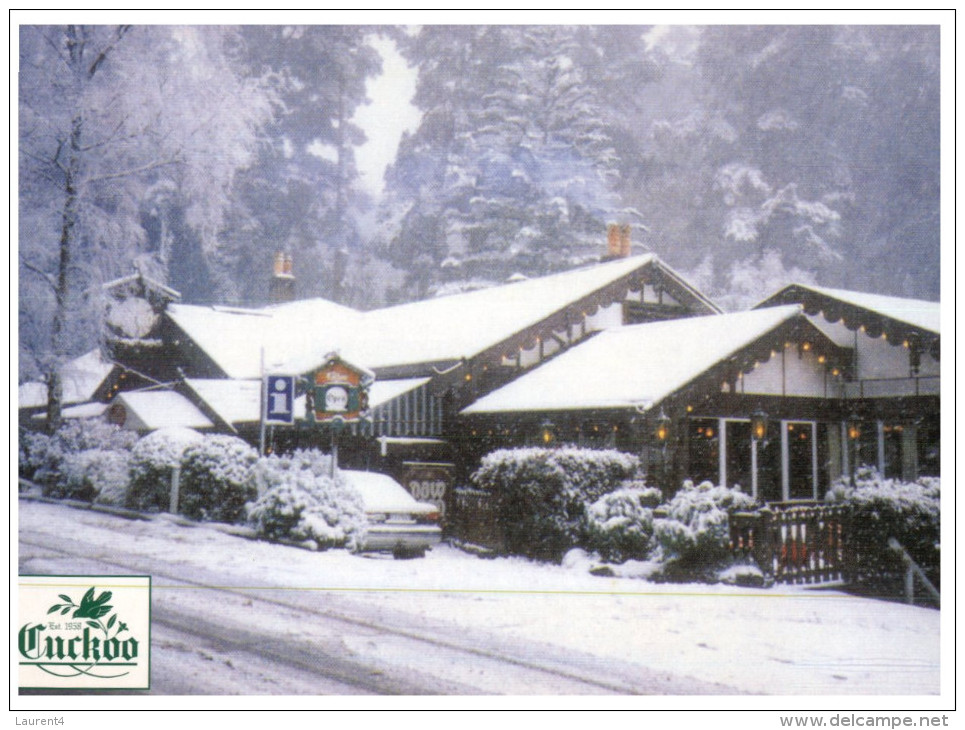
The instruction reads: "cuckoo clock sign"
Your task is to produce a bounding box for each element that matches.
[309,354,373,424]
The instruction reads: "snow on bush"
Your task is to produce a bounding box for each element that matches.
[651,480,759,581]
[584,483,662,563]
[25,419,137,496]
[826,468,940,592]
[246,450,367,552]
[127,427,204,512]
[19,427,51,481]
[178,434,258,524]
[471,447,640,562]
[49,449,132,504]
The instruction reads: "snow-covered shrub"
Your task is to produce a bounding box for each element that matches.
[584,485,662,563]
[91,451,134,507]
[245,450,367,551]
[48,449,131,503]
[28,419,137,496]
[178,434,258,523]
[651,480,759,581]
[19,428,51,481]
[471,447,640,561]
[718,561,767,588]
[127,427,204,512]
[826,469,940,593]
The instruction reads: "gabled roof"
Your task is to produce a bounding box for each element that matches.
[462,306,804,415]
[166,255,720,380]
[18,350,116,409]
[756,284,940,336]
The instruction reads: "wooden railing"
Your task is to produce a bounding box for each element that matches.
[730,504,852,585]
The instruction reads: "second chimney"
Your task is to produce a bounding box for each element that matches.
[605,223,632,260]
[269,252,296,304]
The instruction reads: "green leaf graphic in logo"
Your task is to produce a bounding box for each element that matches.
[37,585,136,681]
[72,588,113,619]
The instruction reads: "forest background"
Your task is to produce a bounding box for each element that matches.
[17,19,942,407]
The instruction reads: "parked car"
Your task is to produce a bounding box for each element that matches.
[341,470,442,558]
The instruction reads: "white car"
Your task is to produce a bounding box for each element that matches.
[341,470,442,558]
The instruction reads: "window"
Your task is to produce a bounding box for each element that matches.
[786,422,816,500]
[917,419,940,477]
[725,421,752,492]
[688,418,719,484]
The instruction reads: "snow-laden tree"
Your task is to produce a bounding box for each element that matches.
[379,26,631,298]
[636,25,938,301]
[219,26,382,305]
[19,25,274,429]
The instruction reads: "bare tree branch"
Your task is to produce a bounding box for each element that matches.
[82,156,180,185]
[19,259,59,293]
[87,25,132,79]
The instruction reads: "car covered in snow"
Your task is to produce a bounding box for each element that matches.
[341,470,442,558]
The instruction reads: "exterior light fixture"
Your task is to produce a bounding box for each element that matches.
[654,410,671,442]
[751,410,768,441]
[847,415,862,441]
[540,419,555,445]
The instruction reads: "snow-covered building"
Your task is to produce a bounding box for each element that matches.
[19,241,941,502]
[463,285,941,499]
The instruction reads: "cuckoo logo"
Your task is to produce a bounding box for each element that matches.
[18,576,150,690]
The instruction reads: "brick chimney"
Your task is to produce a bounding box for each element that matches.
[605,224,632,260]
[269,252,295,304]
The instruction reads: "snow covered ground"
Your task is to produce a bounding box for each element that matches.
[15,499,945,710]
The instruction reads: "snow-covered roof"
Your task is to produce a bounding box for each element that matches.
[167,298,362,380]
[113,390,214,431]
[463,306,803,415]
[30,402,109,423]
[184,379,291,426]
[369,378,431,408]
[759,284,940,335]
[18,350,115,409]
[167,255,716,379]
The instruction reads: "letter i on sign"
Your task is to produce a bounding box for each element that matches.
[266,375,295,424]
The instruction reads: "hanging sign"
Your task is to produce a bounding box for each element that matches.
[309,354,373,424]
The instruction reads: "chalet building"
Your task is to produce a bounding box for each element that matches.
[20,236,941,504]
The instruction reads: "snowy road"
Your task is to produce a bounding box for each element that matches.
[18,501,729,695]
[16,499,941,697]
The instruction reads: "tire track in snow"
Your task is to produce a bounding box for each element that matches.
[20,528,735,695]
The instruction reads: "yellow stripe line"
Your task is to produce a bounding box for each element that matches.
[145,584,854,599]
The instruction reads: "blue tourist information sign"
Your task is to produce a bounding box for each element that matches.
[265,374,295,425]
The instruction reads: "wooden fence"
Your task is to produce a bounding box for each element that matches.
[730,503,852,585]
[448,486,505,554]
[449,488,855,587]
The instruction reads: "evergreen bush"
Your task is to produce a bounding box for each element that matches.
[245,449,367,551]
[651,480,758,581]
[471,447,640,561]
[584,485,661,562]
[127,427,204,512]
[51,448,131,503]
[178,434,258,523]
[26,419,137,497]
[826,469,940,594]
